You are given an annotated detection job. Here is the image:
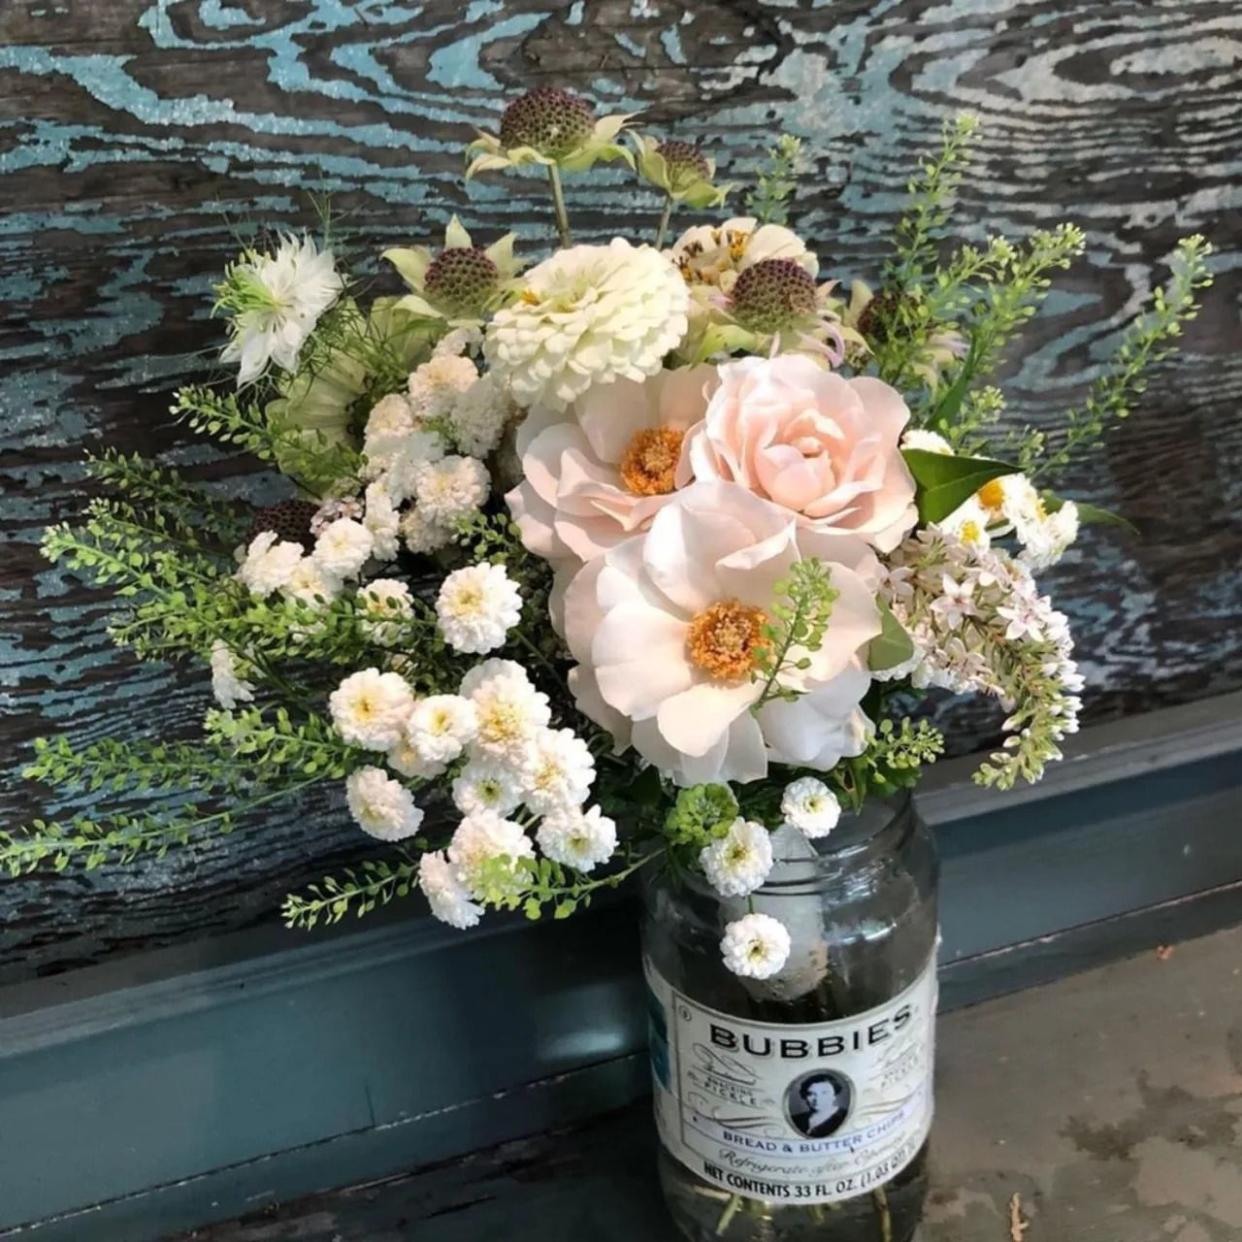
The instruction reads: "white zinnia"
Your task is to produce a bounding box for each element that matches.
[484,239,689,411]
[452,756,525,817]
[220,235,344,384]
[413,455,491,526]
[407,694,478,764]
[448,811,535,895]
[418,851,483,929]
[537,805,618,873]
[436,562,522,654]
[344,766,424,841]
[237,530,304,596]
[449,373,512,457]
[312,517,373,582]
[699,818,774,898]
[363,481,400,562]
[358,577,413,644]
[720,913,792,980]
[519,727,596,817]
[210,640,254,710]
[780,777,841,838]
[329,667,415,751]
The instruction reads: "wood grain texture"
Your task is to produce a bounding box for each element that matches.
[1,0,1240,982]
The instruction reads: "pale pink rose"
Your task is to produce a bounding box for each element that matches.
[505,365,718,564]
[683,354,917,553]
[561,480,881,785]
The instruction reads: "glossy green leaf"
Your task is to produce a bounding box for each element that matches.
[903,448,1020,523]
[1042,493,1138,534]
[868,602,915,672]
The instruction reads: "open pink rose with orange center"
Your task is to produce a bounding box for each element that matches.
[682,354,917,553]
[506,365,718,564]
[562,480,881,786]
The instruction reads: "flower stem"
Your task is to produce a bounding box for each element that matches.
[547,164,572,247]
[873,1186,893,1242]
[654,194,674,250]
[715,1193,743,1235]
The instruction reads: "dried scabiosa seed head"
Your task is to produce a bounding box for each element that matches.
[730,259,818,335]
[424,246,501,317]
[499,87,595,159]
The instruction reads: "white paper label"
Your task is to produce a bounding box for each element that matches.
[644,954,937,1204]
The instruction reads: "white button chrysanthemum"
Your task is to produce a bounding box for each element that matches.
[484,239,690,411]
[407,694,478,764]
[900,429,953,455]
[237,530,304,596]
[399,506,453,555]
[519,726,596,817]
[219,235,344,385]
[448,811,535,895]
[358,577,413,644]
[385,736,445,780]
[329,667,415,751]
[449,373,512,457]
[699,817,774,897]
[344,766,424,841]
[312,517,374,583]
[408,354,479,422]
[418,850,483,929]
[363,393,417,464]
[282,555,339,608]
[376,430,449,502]
[460,658,529,697]
[536,805,617,873]
[720,912,792,980]
[780,776,841,838]
[209,640,254,710]
[465,663,551,760]
[413,455,491,526]
[436,562,523,654]
[452,756,525,817]
[363,481,400,561]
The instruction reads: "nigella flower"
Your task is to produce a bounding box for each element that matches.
[216,234,344,385]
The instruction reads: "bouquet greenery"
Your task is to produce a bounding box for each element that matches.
[8,94,1211,979]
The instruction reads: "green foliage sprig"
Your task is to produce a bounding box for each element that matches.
[833,718,945,811]
[745,135,804,226]
[282,855,419,929]
[24,735,233,796]
[751,559,838,709]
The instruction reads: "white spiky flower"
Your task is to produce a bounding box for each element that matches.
[418,851,483,929]
[536,805,617,873]
[237,530,304,596]
[484,239,689,410]
[329,667,415,751]
[210,640,254,710]
[720,913,791,979]
[363,481,400,562]
[413,455,491,526]
[519,727,596,816]
[312,517,373,582]
[452,756,525,817]
[344,766,424,841]
[436,563,522,654]
[699,818,774,897]
[218,234,344,384]
[780,777,841,838]
[407,694,478,764]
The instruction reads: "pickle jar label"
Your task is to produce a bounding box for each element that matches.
[644,954,937,1205]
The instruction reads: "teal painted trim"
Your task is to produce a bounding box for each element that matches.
[1,693,1240,1240]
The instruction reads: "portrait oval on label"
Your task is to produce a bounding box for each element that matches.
[644,954,937,1205]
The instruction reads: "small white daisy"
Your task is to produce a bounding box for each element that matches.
[519,727,596,817]
[413,455,491,526]
[699,818,774,898]
[329,668,415,751]
[209,640,254,710]
[448,811,535,896]
[385,736,445,781]
[344,766,423,841]
[418,851,483,929]
[452,756,525,817]
[281,555,339,608]
[312,517,374,583]
[436,562,522,654]
[237,530,304,596]
[466,666,551,761]
[399,506,453,555]
[408,354,479,423]
[720,913,792,980]
[536,805,617,873]
[780,777,841,839]
[407,694,478,764]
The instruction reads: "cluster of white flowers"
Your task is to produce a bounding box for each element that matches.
[879,529,1084,788]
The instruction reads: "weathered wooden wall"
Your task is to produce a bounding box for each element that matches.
[2,0,1240,982]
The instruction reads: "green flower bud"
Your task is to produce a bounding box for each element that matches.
[657,140,711,192]
[499,87,595,159]
[730,259,818,334]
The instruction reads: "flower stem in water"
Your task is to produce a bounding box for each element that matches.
[873,1185,893,1242]
[715,1193,744,1235]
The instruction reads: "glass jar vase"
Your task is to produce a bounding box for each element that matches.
[641,794,939,1242]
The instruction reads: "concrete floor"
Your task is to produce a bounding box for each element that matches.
[185,926,1242,1241]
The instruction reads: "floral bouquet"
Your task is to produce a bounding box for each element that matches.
[9,94,1211,989]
